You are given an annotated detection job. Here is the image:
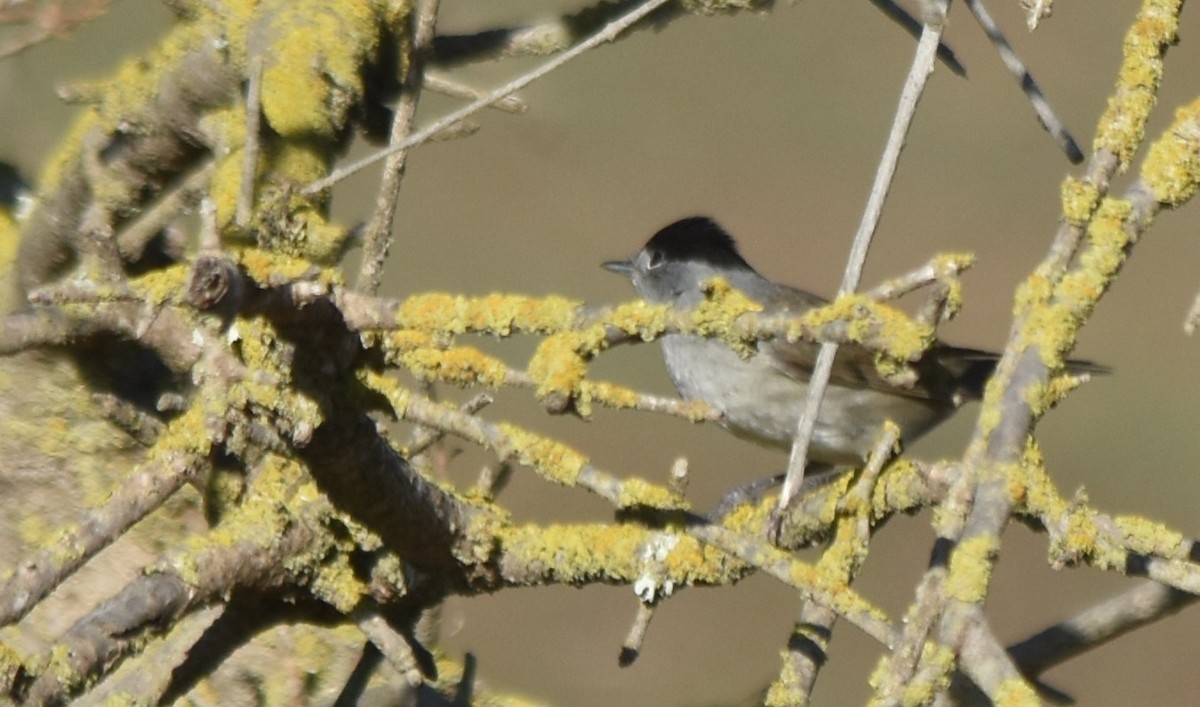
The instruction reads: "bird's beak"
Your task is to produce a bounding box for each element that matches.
[601,259,634,275]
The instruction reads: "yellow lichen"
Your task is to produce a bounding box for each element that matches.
[0,642,23,694]
[129,264,193,305]
[1058,505,1101,564]
[395,293,580,336]
[307,551,367,613]
[498,423,586,486]
[357,368,412,418]
[258,0,382,138]
[992,677,1040,705]
[398,345,509,388]
[604,300,670,340]
[498,523,648,583]
[945,535,999,603]
[1114,515,1186,557]
[526,333,589,409]
[1092,0,1182,169]
[1060,177,1102,224]
[690,277,762,355]
[236,247,333,286]
[613,477,686,511]
[802,294,932,362]
[1141,98,1200,206]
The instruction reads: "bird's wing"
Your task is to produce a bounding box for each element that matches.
[757,285,1000,402]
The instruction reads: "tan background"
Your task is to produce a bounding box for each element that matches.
[3,1,1200,704]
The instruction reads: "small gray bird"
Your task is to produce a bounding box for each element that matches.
[603,216,1004,466]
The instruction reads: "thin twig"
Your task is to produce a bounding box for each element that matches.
[1184,284,1200,334]
[862,254,972,302]
[1023,0,1054,31]
[774,4,947,526]
[0,450,203,627]
[303,0,674,195]
[75,605,225,707]
[1008,580,1195,680]
[687,524,898,647]
[115,160,213,262]
[406,392,493,457]
[332,643,383,707]
[776,424,900,702]
[964,0,1082,163]
[356,0,441,294]
[866,0,966,76]
[236,55,264,228]
[618,602,656,666]
[424,73,528,113]
[352,605,425,687]
[92,392,164,446]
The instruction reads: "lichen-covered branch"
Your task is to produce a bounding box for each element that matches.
[3,0,1200,703]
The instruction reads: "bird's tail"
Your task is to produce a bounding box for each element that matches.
[938,346,1108,401]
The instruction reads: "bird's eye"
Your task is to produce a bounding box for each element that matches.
[646,249,664,270]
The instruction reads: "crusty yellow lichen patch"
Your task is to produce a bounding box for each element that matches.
[613,477,686,511]
[1114,515,1187,557]
[690,277,762,355]
[257,0,383,138]
[0,641,23,695]
[149,401,217,464]
[395,293,581,336]
[497,423,586,486]
[991,676,1040,705]
[390,342,509,388]
[1020,302,1081,371]
[787,560,890,629]
[1022,373,1089,417]
[817,519,869,580]
[933,252,975,319]
[801,294,932,363]
[1051,504,1102,566]
[945,535,999,604]
[1018,441,1072,523]
[870,459,928,518]
[1141,97,1200,206]
[236,246,339,287]
[604,300,671,340]
[575,380,641,411]
[1060,176,1102,225]
[579,380,715,422]
[171,454,316,586]
[526,333,591,409]
[357,368,411,418]
[307,546,368,613]
[129,264,193,305]
[468,293,582,335]
[497,523,729,586]
[718,496,774,536]
[1092,0,1182,169]
[764,654,803,707]
[1017,196,1132,370]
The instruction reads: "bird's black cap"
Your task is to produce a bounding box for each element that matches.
[642,216,752,269]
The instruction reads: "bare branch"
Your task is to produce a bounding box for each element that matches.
[356,0,442,294]
[775,2,947,523]
[0,449,203,627]
[963,0,1082,162]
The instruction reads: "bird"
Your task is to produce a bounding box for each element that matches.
[602,216,1014,467]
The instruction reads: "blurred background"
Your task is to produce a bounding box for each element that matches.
[3,0,1199,704]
